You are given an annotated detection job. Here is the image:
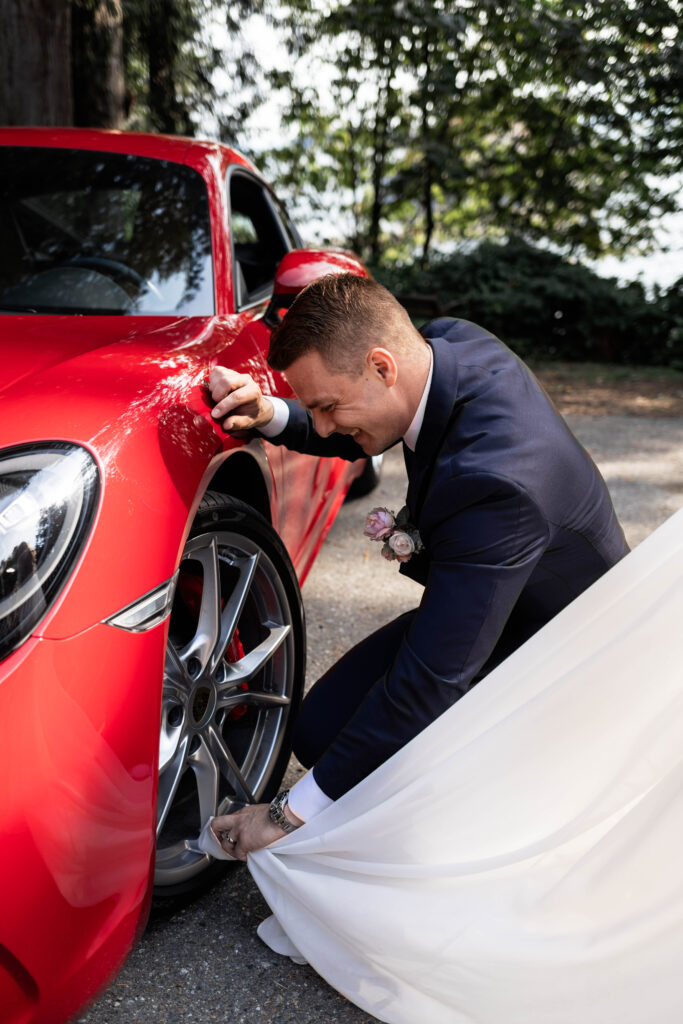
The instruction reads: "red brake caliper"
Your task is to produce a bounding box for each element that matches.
[177,570,249,721]
[225,631,249,722]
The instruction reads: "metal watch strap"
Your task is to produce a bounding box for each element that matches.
[268,789,297,834]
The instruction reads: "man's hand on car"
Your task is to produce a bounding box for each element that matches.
[209,367,275,432]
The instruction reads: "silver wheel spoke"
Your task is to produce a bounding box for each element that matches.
[219,691,290,711]
[218,624,291,689]
[190,737,220,827]
[156,734,190,836]
[162,674,186,708]
[181,538,221,671]
[205,723,256,804]
[211,551,260,672]
[164,642,186,688]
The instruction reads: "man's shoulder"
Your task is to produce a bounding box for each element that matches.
[421,317,498,345]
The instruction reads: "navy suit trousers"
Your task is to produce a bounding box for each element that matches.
[293,611,416,769]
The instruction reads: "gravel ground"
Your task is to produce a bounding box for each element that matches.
[80,413,683,1024]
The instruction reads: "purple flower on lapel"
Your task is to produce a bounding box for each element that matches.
[364,507,395,541]
[365,504,423,564]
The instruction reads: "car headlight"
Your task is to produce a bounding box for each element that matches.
[0,443,100,661]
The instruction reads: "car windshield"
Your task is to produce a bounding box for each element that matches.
[0,146,214,315]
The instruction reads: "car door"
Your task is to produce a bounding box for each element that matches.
[225,168,343,577]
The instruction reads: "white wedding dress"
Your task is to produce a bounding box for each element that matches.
[249,508,683,1024]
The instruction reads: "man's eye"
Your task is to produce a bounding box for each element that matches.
[320,404,334,414]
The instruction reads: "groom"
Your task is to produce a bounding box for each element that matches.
[209,273,628,859]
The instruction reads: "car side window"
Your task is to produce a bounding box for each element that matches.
[271,195,303,250]
[229,173,288,310]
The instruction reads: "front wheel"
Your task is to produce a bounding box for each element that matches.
[153,494,305,896]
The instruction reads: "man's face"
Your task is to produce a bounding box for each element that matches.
[284,349,404,456]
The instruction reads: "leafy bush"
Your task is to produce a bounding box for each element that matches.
[372,239,683,369]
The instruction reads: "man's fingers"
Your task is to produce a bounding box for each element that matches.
[208,368,254,408]
[208,366,245,398]
[211,381,258,418]
[217,416,256,433]
[207,365,274,434]
[212,811,250,861]
[212,812,238,833]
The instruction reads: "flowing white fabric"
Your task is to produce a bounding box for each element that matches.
[249,508,683,1024]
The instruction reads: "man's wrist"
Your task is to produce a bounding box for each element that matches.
[258,398,275,428]
[258,396,290,437]
[283,802,304,827]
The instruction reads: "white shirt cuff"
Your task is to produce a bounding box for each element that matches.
[288,770,334,822]
[258,397,290,437]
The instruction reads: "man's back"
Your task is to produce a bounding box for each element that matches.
[417,317,628,657]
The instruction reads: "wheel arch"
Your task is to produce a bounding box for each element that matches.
[206,445,273,525]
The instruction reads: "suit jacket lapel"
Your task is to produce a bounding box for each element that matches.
[406,336,461,522]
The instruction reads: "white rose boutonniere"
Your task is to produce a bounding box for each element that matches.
[364,505,423,564]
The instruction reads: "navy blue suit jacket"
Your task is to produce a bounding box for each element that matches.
[265,318,629,799]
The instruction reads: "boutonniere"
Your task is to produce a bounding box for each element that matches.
[364,506,424,563]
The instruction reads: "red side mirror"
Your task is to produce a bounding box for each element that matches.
[263,249,368,328]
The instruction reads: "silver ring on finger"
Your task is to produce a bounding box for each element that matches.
[224,831,237,845]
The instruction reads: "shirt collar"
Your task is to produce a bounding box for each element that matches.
[403,346,434,452]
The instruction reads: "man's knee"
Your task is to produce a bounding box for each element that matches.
[292,707,324,768]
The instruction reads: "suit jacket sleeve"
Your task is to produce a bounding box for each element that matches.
[259,398,367,461]
[311,470,550,800]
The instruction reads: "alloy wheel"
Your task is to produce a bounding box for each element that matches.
[154,521,297,888]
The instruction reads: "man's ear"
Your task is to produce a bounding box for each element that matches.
[366,347,398,387]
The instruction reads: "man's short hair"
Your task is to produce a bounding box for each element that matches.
[267,273,417,375]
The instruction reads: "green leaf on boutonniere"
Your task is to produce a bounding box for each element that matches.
[395,505,410,527]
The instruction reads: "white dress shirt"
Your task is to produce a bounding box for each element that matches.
[262,349,434,821]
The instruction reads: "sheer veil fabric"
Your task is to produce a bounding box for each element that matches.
[249,508,683,1024]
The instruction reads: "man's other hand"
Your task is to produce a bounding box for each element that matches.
[208,367,275,432]
[211,803,300,861]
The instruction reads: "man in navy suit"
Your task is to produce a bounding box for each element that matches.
[209,273,628,859]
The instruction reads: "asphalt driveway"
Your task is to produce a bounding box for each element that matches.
[79,413,683,1024]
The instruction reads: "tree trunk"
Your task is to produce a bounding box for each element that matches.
[71,0,126,128]
[369,97,388,264]
[145,0,189,135]
[0,0,73,125]
[420,39,434,267]
[369,59,396,264]
[421,155,434,267]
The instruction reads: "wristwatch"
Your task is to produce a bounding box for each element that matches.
[268,789,298,834]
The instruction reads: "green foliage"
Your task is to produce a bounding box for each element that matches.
[67,0,270,142]
[268,0,681,265]
[122,0,232,136]
[372,239,683,369]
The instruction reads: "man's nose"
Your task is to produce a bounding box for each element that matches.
[312,409,335,437]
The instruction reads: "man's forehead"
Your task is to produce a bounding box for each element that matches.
[284,352,347,408]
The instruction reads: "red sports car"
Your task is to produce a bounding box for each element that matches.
[0,127,372,1024]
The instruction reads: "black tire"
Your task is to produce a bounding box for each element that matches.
[153,493,305,898]
[348,454,383,498]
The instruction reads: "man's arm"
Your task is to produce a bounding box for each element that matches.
[308,472,549,800]
[208,366,366,461]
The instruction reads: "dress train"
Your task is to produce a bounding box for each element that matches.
[249,508,683,1024]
